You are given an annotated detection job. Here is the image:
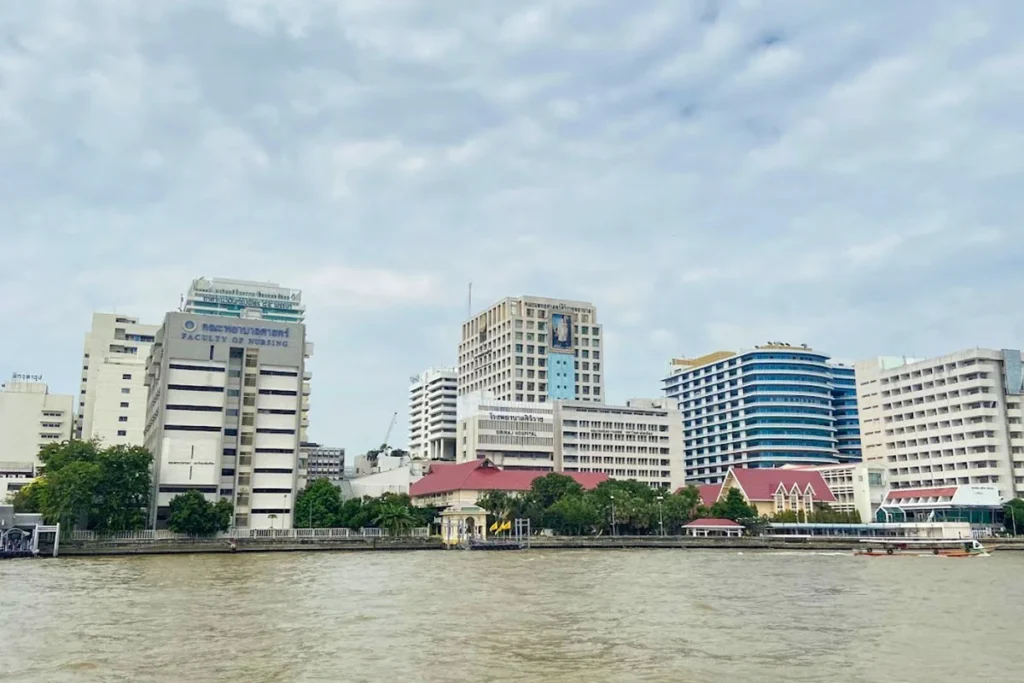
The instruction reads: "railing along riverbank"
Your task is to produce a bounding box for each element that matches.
[48,531,1024,557]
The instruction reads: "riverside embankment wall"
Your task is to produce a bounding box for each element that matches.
[52,535,1024,557]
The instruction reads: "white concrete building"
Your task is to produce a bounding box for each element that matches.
[1,461,37,502]
[0,376,74,467]
[855,348,1024,501]
[144,312,312,530]
[456,392,684,490]
[557,398,684,491]
[77,313,159,446]
[408,367,457,460]
[184,277,305,323]
[458,295,604,404]
[784,462,888,522]
[457,393,557,471]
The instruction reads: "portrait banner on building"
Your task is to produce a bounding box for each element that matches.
[551,313,572,350]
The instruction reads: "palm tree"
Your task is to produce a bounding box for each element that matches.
[373,503,416,536]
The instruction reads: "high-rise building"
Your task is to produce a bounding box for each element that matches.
[0,375,74,467]
[455,392,684,490]
[303,443,345,483]
[854,348,1024,501]
[458,296,603,404]
[144,312,313,530]
[77,313,160,446]
[184,277,305,323]
[661,343,862,484]
[408,367,457,461]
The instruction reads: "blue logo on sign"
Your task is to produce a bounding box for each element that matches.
[183,320,197,332]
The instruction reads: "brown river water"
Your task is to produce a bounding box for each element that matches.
[1,549,1022,682]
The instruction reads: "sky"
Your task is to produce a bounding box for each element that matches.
[2,0,1023,456]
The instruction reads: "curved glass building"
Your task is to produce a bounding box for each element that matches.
[662,344,861,484]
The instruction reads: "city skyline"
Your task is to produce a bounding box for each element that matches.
[3,2,1023,454]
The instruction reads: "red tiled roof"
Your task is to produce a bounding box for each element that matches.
[671,483,722,506]
[885,486,957,501]
[410,459,608,497]
[683,518,742,528]
[699,484,722,506]
[727,468,837,503]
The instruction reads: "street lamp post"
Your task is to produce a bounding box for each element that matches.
[610,495,617,536]
[657,495,664,537]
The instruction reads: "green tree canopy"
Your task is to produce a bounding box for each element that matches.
[542,495,600,535]
[709,487,758,522]
[294,479,343,528]
[530,473,585,509]
[19,440,154,532]
[374,502,417,535]
[1004,498,1024,534]
[168,491,231,536]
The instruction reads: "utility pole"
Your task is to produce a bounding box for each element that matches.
[610,495,617,536]
[657,495,664,537]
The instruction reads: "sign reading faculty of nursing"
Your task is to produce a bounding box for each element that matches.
[181,320,292,348]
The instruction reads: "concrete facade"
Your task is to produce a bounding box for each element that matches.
[456,392,684,490]
[458,296,604,405]
[855,348,1024,501]
[144,312,312,530]
[184,277,305,323]
[661,343,862,484]
[77,312,159,446]
[408,367,457,460]
[0,377,73,467]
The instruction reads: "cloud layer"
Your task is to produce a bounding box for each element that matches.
[3,1,1023,452]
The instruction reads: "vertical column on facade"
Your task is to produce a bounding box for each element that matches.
[234,348,259,529]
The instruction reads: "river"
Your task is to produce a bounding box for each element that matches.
[1,549,1022,682]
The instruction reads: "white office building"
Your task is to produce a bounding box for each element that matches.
[0,375,74,469]
[144,312,313,530]
[783,462,888,523]
[77,313,160,446]
[184,277,305,323]
[456,392,684,490]
[855,348,1024,501]
[458,296,604,404]
[408,368,458,461]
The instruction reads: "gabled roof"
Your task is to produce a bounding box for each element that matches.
[410,459,608,497]
[684,518,743,528]
[672,483,723,506]
[726,468,836,503]
[699,484,722,506]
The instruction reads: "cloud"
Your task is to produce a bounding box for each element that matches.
[2,0,1023,453]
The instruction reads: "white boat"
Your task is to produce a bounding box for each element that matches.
[854,538,991,557]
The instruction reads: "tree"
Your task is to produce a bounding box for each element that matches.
[477,491,516,527]
[542,495,601,535]
[709,487,758,522]
[374,502,417,535]
[44,460,102,530]
[10,479,47,513]
[92,445,153,532]
[1004,498,1024,535]
[25,440,153,532]
[294,479,343,528]
[167,492,228,536]
[214,498,234,532]
[530,473,584,509]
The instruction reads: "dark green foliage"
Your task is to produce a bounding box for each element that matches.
[167,491,232,536]
[1004,499,1024,534]
[294,479,344,528]
[15,440,153,532]
[709,487,759,522]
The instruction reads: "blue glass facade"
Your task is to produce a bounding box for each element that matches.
[661,348,862,484]
[547,351,576,400]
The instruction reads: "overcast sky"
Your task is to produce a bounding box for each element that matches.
[3,1,1023,455]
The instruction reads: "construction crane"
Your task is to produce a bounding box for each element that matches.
[367,412,398,470]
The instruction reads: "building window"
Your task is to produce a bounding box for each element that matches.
[121,388,130,394]
[118,416,128,422]
[122,373,132,380]
[117,430,127,436]
[120,402,129,408]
